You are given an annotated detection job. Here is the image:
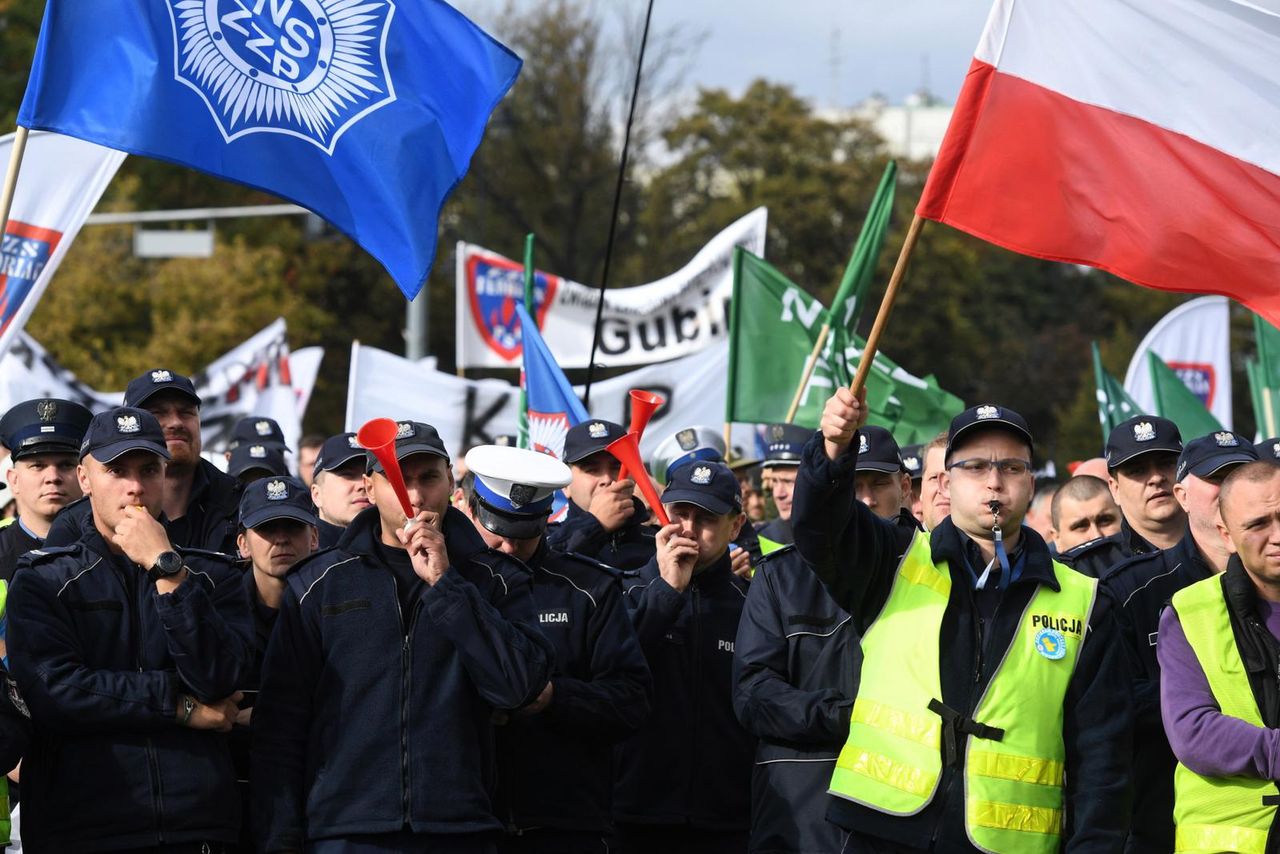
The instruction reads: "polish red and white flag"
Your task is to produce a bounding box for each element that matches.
[918,0,1280,325]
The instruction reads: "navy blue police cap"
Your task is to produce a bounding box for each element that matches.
[946,404,1034,459]
[313,432,365,479]
[900,443,924,479]
[228,443,289,479]
[80,407,171,463]
[1176,430,1257,483]
[562,420,627,465]
[856,426,904,474]
[0,398,93,461]
[229,416,290,451]
[762,423,811,468]
[1105,415,1182,469]
[662,460,742,516]
[465,445,572,540]
[123,368,201,409]
[239,475,318,530]
[1256,437,1280,462]
[366,421,449,473]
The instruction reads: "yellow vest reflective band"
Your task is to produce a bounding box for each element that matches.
[828,531,1097,853]
[1170,575,1279,854]
[759,535,786,556]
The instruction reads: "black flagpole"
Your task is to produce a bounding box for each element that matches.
[581,0,655,409]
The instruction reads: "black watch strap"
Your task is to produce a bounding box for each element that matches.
[148,550,184,583]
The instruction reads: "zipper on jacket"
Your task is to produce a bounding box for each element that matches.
[689,582,702,810]
[392,579,411,822]
[972,616,985,684]
[123,561,166,843]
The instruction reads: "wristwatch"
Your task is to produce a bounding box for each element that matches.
[147,550,185,584]
[179,693,196,726]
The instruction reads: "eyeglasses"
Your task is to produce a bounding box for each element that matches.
[947,458,1033,478]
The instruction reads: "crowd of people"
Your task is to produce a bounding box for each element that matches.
[0,366,1273,853]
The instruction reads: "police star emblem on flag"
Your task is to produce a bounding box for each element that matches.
[166,0,398,154]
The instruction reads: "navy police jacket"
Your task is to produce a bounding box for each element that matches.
[1103,528,1212,854]
[733,544,859,854]
[251,506,554,851]
[497,542,651,834]
[545,498,656,570]
[7,528,253,853]
[613,549,754,831]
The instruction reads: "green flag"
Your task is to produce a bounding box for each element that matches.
[726,248,851,428]
[726,248,961,439]
[828,161,897,332]
[1149,351,1223,439]
[1092,341,1145,443]
[1252,313,1280,436]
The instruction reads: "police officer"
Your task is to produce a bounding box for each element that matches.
[1048,475,1122,554]
[252,420,553,853]
[900,441,924,518]
[852,425,920,526]
[1158,460,1280,849]
[1103,430,1256,853]
[458,445,651,854]
[733,540,859,854]
[1060,415,1185,577]
[757,423,810,553]
[308,432,371,549]
[546,420,656,570]
[0,398,92,582]
[226,415,290,458]
[918,432,951,531]
[297,433,325,487]
[7,406,253,853]
[228,442,290,484]
[805,391,1132,851]
[613,461,754,854]
[233,475,318,851]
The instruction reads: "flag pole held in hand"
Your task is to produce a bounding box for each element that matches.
[849,214,925,397]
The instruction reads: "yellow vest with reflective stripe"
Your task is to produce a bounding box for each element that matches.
[828,531,1097,853]
[1170,575,1278,854]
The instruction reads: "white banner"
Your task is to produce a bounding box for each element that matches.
[0,322,321,465]
[350,341,751,461]
[1124,296,1233,430]
[455,208,767,370]
[0,131,126,358]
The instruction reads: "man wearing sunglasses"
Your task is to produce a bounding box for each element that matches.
[792,391,1132,852]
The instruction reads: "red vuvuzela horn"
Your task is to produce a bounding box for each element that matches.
[357,418,415,521]
[606,432,670,527]
[617,389,665,481]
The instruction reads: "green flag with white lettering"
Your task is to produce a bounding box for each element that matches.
[725,248,962,438]
[1149,351,1223,439]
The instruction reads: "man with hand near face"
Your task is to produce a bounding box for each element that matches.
[308,432,372,549]
[0,398,92,582]
[613,461,754,854]
[546,420,655,570]
[458,445,651,854]
[7,406,253,853]
[1062,415,1185,578]
[798,392,1131,852]
[1158,460,1280,848]
[252,421,553,854]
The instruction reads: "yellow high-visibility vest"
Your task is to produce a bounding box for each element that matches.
[828,532,1097,853]
[1170,575,1279,854]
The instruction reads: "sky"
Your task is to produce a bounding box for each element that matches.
[454,0,995,108]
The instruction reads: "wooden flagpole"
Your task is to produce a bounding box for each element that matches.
[783,323,831,424]
[848,214,926,396]
[0,127,31,239]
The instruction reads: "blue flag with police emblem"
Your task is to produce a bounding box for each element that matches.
[17,0,521,300]
[516,304,586,459]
